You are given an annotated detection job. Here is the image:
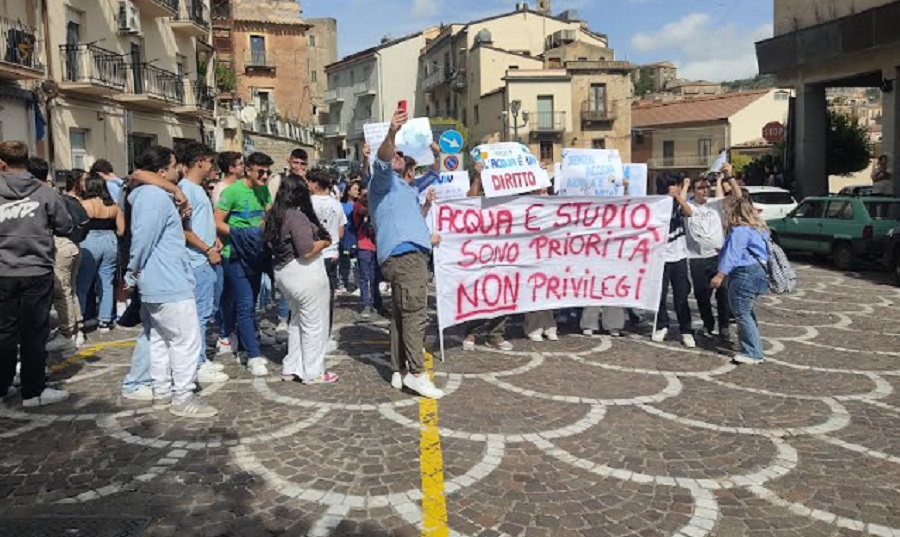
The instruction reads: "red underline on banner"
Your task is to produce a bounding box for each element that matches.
[455,305,518,321]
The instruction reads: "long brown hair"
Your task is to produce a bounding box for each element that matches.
[724,196,767,232]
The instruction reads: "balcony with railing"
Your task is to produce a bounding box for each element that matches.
[59,44,126,95]
[245,50,275,72]
[647,155,715,169]
[422,66,450,91]
[118,64,183,108]
[173,80,214,116]
[0,17,44,79]
[352,81,375,96]
[580,100,615,124]
[171,0,210,37]
[529,111,566,133]
[132,0,179,18]
[323,123,346,138]
[323,88,343,103]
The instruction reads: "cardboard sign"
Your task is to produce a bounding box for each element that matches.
[364,118,435,166]
[558,148,625,197]
[471,142,551,198]
[433,196,674,329]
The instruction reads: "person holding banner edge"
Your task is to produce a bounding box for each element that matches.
[460,161,514,352]
[652,174,696,348]
[370,104,444,400]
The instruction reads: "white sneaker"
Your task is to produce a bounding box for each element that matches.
[582,329,594,337]
[652,327,668,342]
[74,332,86,348]
[545,331,559,342]
[527,332,544,342]
[351,288,361,297]
[487,339,513,351]
[462,338,476,351]
[216,338,234,355]
[121,385,153,401]
[682,334,696,348]
[276,321,288,333]
[170,397,218,418]
[45,334,76,354]
[258,332,276,347]
[403,373,444,399]
[733,354,764,365]
[247,357,269,377]
[197,362,230,384]
[22,387,69,407]
[608,330,621,337]
[391,372,403,390]
[205,361,226,372]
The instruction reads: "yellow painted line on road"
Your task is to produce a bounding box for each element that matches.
[419,349,449,537]
[49,340,136,373]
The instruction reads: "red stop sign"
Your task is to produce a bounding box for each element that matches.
[763,121,785,143]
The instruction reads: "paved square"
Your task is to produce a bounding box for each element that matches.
[2,263,900,537]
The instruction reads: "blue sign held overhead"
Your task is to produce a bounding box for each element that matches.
[439,130,464,155]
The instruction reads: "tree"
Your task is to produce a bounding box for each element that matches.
[634,72,654,97]
[730,153,752,175]
[826,109,873,176]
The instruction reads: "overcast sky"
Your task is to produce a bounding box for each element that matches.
[300,0,774,81]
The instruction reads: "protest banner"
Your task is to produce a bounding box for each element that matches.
[419,171,471,232]
[471,142,551,197]
[433,196,673,339]
[558,148,625,197]
[623,163,648,197]
[363,118,435,166]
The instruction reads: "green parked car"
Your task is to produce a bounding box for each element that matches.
[768,195,900,270]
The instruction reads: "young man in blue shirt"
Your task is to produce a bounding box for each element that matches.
[178,141,229,384]
[370,105,443,399]
[127,146,217,418]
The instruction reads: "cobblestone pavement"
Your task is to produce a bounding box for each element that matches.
[2,263,900,536]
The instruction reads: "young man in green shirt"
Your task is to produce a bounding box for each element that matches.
[214,152,274,376]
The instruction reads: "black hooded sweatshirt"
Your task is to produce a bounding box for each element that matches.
[0,170,73,277]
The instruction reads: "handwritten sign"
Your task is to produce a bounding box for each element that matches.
[558,149,625,197]
[434,196,673,329]
[420,171,471,232]
[364,118,435,166]
[623,163,648,197]
[471,142,551,198]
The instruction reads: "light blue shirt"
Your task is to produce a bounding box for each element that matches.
[368,159,432,264]
[719,226,769,275]
[106,177,125,203]
[179,178,216,268]
[126,185,195,304]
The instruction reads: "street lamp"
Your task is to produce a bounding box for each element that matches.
[511,99,521,142]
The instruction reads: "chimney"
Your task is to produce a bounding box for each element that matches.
[536,0,551,14]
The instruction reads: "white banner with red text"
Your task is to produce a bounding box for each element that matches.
[471,142,552,197]
[433,196,674,330]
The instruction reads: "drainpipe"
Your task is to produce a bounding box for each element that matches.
[40,0,56,169]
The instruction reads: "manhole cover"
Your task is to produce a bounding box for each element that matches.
[0,517,150,537]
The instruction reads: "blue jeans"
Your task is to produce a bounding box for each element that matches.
[193,263,216,365]
[222,258,262,357]
[358,249,382,310]
[77,230,118,323]
[727,264,768,359]
[122,306,152,393]
[213,263,224,323]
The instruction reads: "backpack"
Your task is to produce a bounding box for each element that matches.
[752,233,797,294]
[62,195,89,243]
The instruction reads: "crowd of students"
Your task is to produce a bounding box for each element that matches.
[0,103,772,413]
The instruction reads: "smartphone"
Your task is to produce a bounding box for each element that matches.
[398,100,408,113]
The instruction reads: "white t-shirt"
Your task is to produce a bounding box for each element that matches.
[311,194,346,259]
[685,199,725,259]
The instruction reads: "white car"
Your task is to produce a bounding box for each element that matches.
[743,186,798,222]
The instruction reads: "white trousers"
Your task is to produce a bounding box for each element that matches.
[275,257,331,381]
[524,310,557,337]
[144,299,201,403]
[580,306,626,332]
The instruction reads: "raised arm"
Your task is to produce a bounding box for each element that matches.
[376,106,407,163]
[131,170,188,212]
[669,184,693,218]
